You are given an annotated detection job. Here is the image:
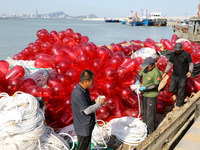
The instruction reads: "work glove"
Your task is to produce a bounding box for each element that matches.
[135,80,139,85]
[139,86,146,91]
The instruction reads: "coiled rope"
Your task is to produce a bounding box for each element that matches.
[107,116,147,146]
[91,120,110,149]
[0,92,74,150]
[99,84,147,146]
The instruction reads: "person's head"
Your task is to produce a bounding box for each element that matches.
[79,70,94,89]
[174,43,183,54]
[141,57,156,71]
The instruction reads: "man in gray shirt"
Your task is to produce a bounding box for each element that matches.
[71,70,106,150]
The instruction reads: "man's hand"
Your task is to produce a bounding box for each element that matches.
[162,73,166,79]
[99,98,106,105]
[186,72,191,78]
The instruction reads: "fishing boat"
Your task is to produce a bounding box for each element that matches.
[148,9,167,26]
[126,11,142,26]
[140,8,166,26]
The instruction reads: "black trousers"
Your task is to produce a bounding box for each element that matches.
[141,96,157,134]
[169,75,187,107]
[77,134,91,150]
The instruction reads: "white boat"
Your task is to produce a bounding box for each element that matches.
[149,9,167,26]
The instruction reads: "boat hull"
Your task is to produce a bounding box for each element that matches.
[129,21,142,26]
[142,19,153,26]
[121,21,126,24]
[149,19,167,26]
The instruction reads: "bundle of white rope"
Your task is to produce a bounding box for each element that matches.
[91,120,110,149]
[0,92,44,150]
[0,92,73,150]
[106,116,147,146]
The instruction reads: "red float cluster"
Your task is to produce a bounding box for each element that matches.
[1,29,200,129]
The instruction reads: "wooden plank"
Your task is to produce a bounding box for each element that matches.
[136,91,200,150]
[162,113,195,150]
[195,101,200,120]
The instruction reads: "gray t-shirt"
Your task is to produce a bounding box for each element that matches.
[71,84,98,136]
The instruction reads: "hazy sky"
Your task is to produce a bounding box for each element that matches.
[0,0,199,18]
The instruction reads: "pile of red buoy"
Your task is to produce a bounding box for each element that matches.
[1,28,200,129]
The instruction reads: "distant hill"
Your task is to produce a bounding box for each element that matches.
[41,11,98,19]
[48,11,70,18]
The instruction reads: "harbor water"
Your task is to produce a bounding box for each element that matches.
[0,18,174,60]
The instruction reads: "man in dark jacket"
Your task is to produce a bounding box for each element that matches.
[71,70,106,150]
[162,43,194,111]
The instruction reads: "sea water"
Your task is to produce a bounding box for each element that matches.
[0,18,174,60]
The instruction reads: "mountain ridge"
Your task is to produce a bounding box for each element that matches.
[41,11,98,19]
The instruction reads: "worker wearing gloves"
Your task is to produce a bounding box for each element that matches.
[162,43,193,111]
[71,70,106,150]
[135,57,161,135]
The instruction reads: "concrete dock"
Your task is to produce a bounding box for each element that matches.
[174,101,200,150]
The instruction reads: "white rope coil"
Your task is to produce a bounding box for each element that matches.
[105,116,147,146]
[92,120,110,149]
[0,92,73,150]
